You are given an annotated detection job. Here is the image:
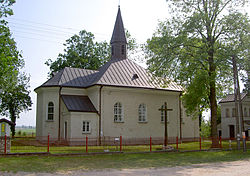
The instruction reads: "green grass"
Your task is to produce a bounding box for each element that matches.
[9,140,250,154]
[15,128,36,137]
[0,150,249,173]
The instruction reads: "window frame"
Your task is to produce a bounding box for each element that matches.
[114,102,123,122]
[138,104,147,122]
[226,108,230,118]
[82,121,91,133]
[47,102,54,121]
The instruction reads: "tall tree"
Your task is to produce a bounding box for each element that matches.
[0,0,21,91]
[0,0,32,136]
[144,0,249,147]
[45,29,138,77]
[0,74,32,137]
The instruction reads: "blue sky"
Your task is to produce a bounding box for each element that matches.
[4,0,172,126]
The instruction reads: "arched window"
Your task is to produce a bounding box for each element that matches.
[138,104,147,122]
[47,102,54,121]
[114,102,123,122]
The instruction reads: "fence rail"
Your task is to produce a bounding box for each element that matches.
[1,136,249,155]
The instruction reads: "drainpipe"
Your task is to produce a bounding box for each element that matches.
[179,93,182,141]
[98,85,103,145]
[58,86,62,141]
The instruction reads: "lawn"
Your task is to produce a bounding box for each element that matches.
[0,150,249,173]
[9,138,249,154]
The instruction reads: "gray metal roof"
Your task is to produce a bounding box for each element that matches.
[37,58,182,92]
[219,93,247,103]
[61,95,97,113]
[110,7,127,44]
[40,67,98,88]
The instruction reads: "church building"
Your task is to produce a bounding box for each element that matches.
[35,7,199,142]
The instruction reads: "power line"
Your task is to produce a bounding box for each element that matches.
[7,17,82,31]
[12,30,70,40]
[8,21,78,36]
[14,35,64,44]
[7,17,110,37]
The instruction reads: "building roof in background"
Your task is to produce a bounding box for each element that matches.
[61,95,97,113]
[219,93,247,103]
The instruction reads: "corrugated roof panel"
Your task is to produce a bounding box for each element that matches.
[38,58,182,92]
[61,95,97,112]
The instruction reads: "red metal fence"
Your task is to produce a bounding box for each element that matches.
[2,135,249,155]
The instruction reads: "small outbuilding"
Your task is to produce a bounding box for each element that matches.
[0,118,15,153]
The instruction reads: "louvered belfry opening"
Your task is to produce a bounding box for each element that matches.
[110,6,127,60]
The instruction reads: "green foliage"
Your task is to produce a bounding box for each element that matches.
[45,29,138,77]
[0,0,15,18]
[0,74,32,137]
[144,0,250,144]
[0,0,32,137]
[200,119,211,138]
[45,30,111,77]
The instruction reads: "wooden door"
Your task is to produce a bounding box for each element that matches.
[229,125,235,139]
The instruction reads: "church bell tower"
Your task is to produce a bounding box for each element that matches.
[110,6,127,60]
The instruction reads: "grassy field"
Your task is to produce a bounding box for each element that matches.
[0,150,249,173]
[15,128,36,137]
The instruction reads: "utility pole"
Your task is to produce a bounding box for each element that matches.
[232,56,242,150]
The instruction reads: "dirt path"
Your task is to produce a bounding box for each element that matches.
[1,159,250,176]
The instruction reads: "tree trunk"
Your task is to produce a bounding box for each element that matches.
[208,48,219,148]
[10,106,16,137]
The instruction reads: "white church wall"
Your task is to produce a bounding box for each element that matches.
[87,86,100,111]
[35,87,60,139]
[101,86,186,138]
[61,87,87,96]
[69,112,99,138]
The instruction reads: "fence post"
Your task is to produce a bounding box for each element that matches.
[47,134,50,153]
[176,136,178,150]
[4,134,7,154]
[150,136,152,152]
[86,136,88,153]
[120,136,122,152]
[199,137,201,150]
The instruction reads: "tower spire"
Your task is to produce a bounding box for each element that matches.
[110,6,127,60]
